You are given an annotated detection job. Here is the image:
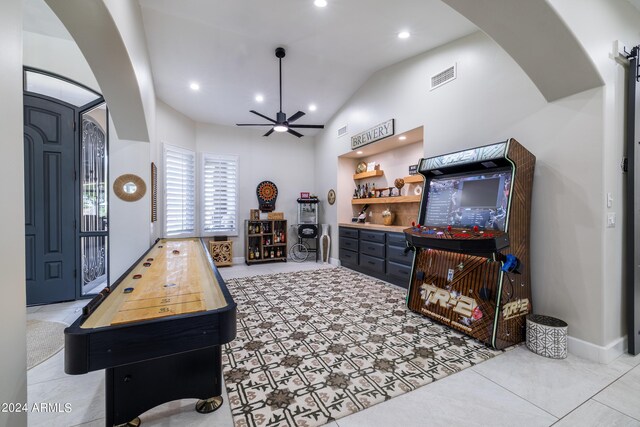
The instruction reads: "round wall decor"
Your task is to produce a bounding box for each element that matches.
[414,185,423,196]
[113,174,146,202]
[327,189,336,205]
[256,180,278,212]
[356,161,367,174]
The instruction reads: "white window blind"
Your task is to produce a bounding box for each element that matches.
[164,145,196,237]
[202,154,239,236]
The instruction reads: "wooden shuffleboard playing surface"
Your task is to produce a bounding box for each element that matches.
[81,239,227,329]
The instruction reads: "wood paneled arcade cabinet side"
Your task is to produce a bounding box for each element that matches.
[494,139,536,349]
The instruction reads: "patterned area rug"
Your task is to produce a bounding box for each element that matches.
[223,267,501,427]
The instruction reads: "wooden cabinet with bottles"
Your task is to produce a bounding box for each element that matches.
[245,219,288,265]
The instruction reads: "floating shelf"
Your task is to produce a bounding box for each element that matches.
[353,170,384,180]
[403,175,423,184]
[351,195,421,205]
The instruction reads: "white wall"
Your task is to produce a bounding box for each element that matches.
[197,124,316,258]
[0,1,26,425]
[315,29,610,347]
[108,122,152,281]
[103,0,157,143]
[550,0,640,356]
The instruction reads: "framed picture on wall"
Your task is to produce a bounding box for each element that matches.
[300,192,310,199]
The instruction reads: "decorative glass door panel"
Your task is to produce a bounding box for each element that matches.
[80,104,108,296]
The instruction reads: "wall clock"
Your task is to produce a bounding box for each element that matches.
[256,180,278,212]
[327,189,336,205]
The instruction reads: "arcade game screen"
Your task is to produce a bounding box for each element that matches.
[424,170,512,231]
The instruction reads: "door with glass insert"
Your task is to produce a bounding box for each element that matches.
[80,105,109,296]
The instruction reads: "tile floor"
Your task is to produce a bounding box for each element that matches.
[27,261,640,427]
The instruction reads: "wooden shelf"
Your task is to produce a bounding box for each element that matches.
[403,175,423,184]
[351,195,421,205]
[353,170,384,180]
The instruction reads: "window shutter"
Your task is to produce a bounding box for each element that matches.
[202,154,238,235]
[164,145,195,236]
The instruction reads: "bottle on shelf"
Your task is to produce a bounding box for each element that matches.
[270,249,275,258]
[249,247,254,260]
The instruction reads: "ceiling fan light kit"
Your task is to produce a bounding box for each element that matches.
[236,47,325,138]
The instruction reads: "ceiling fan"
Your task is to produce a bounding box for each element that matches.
[236,47,324,138]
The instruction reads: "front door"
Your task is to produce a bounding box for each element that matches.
[24,94,77,305]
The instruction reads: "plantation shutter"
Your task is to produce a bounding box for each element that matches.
[202,154,238,235]
[164,145,196,237]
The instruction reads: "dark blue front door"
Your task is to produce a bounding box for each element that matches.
[24,95,77,305]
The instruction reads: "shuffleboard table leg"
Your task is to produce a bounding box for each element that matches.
[114,417,141,427]
[104,346,222,426]
[195,395,224,413]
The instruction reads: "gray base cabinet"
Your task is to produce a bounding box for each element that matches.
[338,226,413,288]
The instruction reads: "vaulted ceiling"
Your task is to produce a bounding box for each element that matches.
[24,0,477,136]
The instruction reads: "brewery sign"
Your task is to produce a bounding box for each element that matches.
[351,119,395,150]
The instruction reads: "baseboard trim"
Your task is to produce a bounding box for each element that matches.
[232,256,245,265]
[329,257,340,266]
[567,335,627,364]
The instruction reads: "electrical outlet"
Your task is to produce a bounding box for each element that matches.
[607,212,616,228]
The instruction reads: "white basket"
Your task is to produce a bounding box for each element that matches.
[526,314,568,359]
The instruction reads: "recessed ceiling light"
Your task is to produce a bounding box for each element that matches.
[398,31,411,39]
[357,151,363,154]
[309,104,317,111]
[189,82,200,91]
[314,0,327,7]
[399,136,407,140]
[255,94,264,102]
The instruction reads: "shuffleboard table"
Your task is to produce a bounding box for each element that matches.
[64,238,237,426]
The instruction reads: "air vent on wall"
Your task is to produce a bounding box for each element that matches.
[430,64,456,91]
[337,125,348,137]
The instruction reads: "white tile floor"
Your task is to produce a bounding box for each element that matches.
[27,261,640,427]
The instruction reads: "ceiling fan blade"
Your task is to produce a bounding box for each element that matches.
[288,124,325,129]
[263,128,275,137]
[250,110,276,123]
[288,111,305,123]
[287,128,304,138]
[236,123,273,126]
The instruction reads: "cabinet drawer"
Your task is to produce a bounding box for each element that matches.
[339,237,358,252]
[387,232,407,247]
[387,261,412,281]
[360,241,385,258]
[339,248,358,266]
[360,253,385,274]
[387,245,413,266]
[360,230,385,243]
[339,227,358,239]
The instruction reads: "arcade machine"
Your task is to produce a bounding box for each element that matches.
[404,138,535,349]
